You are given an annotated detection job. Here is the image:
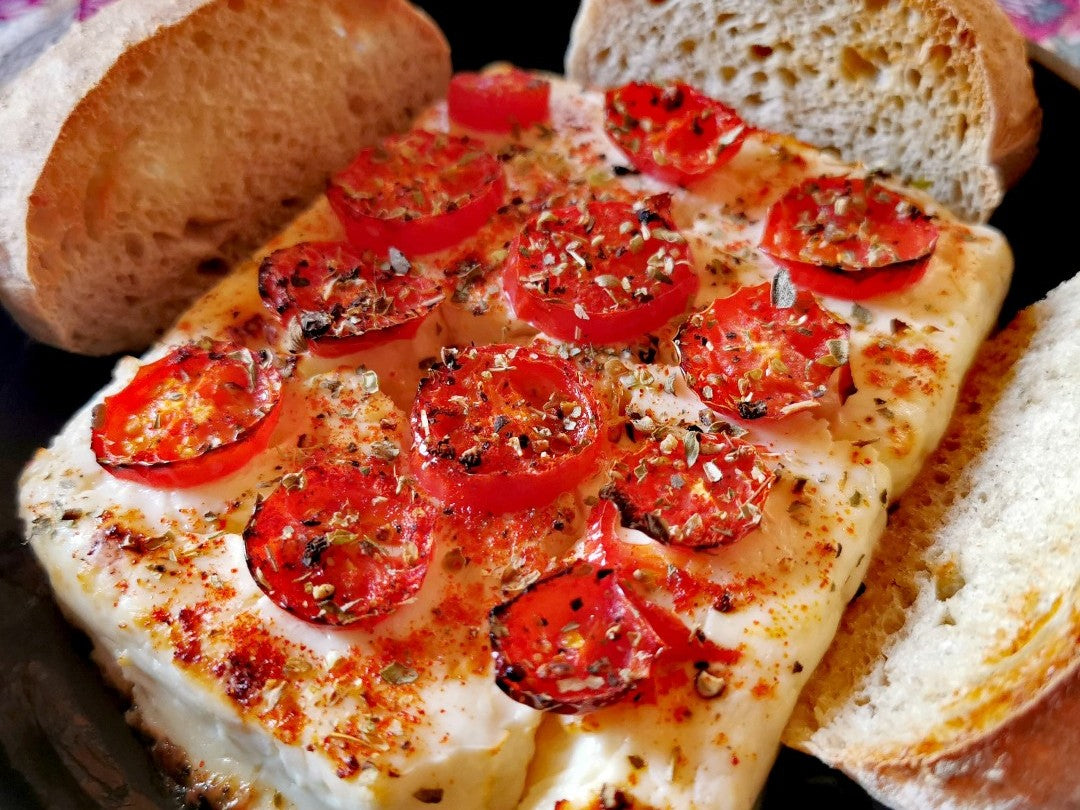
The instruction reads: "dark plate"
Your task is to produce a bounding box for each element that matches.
[1,4,1077,807]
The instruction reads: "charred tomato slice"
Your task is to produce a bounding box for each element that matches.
[409,345,604,514]
[579,502,742,673]
[605,81,748,186]
[244,458,435,626]
[502,197,697,344]
[601,429,775,548]
[490,564,664,713]
[91,341,282,488]
[677,282,850,421]
[760,175,939,300]
[257,241,445,357]
[327,129,506,255]
[448,68,551,132]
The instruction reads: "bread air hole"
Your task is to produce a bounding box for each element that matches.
[865,0,892,11]
[897,577,919,609]
[197,257,229,276]
[124,234,145,262]
[126,67,149,88]
[954,112,971,143]
[777,67,798,88]
[934,560,966,601]
[192,29,215,53]
[679,39,698,55]
[749,44,773,61]
[182,216,232,241]
[929,42,952,71]
[840,46,880,83]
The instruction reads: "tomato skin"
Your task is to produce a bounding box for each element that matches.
[601,430,775,549]
[327,129,506,256]
[489,563,664,713]
[244,458,436,626]
[91,341,283,489]
[777,256,932,301]
[304,318,427,359]
[677,283,850,421]
[409,345,604,514]
[581,502,741,666]
[502,197,698,344]
[257,241,445,357]
[760,175,939,300]
[605,81,748,186]
[448,69,551,132]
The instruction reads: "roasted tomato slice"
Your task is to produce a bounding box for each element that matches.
[580,502,740,671]
[502,197,697,344]
[605,81,748,186]
[601,429,775,548]
[448,68,551,132]
[257,241,445,357]
[760,175,940,300]
[410,345,604,513]
[677,282,850,421]
[91,341,282,488]
[244,458,436,626]
[327,129,506,255]
[490,564,664,713]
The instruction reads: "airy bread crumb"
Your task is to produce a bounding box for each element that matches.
[0,0,450,355]
[566,0,1040,223]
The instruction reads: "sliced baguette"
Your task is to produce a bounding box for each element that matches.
[565,0,1040,223]
[783,274,1080,809]
[0,0,450,355]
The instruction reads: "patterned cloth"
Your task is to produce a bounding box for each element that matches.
[999,0,1080,70]
[0,0,107,21]
[0,0,112,85]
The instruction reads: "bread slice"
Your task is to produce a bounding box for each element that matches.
[782,273,1080,809]
[0,0,449,355]
[565,0,1040,223]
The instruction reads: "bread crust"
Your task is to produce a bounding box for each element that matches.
[0,0,450,355]
[565,0,1041,222]
[784,282,1080,809]
[944,0,1041,188]
[0,0,214,350]
[854,659,1080,810]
